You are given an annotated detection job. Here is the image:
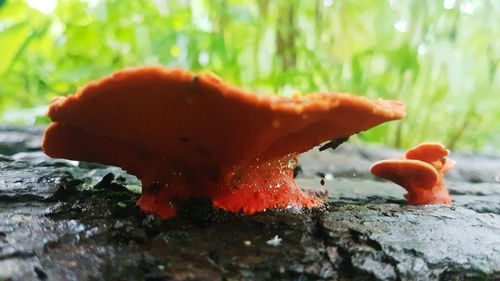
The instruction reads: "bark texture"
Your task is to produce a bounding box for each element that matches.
[0,127,499,281]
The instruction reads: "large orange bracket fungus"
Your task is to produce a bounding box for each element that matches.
[43,67,406,218]
[370,142,454,205]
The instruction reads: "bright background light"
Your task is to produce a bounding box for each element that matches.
[26,0,57,14]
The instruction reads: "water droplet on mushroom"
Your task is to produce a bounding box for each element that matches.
[272,119,280,128]
[287,159,297,169]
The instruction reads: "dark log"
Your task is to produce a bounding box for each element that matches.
[0,127,499,280]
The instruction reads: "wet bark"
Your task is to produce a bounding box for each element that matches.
[0,127,499,281]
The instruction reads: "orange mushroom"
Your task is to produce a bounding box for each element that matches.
[370,142,453,205]
[43,66,406,218]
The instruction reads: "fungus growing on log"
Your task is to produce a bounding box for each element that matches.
[370,142,454,205]
[43,66,406,218]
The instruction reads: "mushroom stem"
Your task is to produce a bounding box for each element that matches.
[211,153,322,213]
[127,153,325,217]
[138,153,323,217]
[404,178,452,205]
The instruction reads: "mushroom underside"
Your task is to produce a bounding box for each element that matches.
[44,122,323,217]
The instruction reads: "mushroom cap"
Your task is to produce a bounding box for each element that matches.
[44,66,406,169]
[405,142,449,163]
[369,159,439,191]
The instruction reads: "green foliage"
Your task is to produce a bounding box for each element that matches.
[0,0,499,152]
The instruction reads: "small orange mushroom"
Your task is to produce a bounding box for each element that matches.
[43,66,406,218]
[370,142,453,205]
